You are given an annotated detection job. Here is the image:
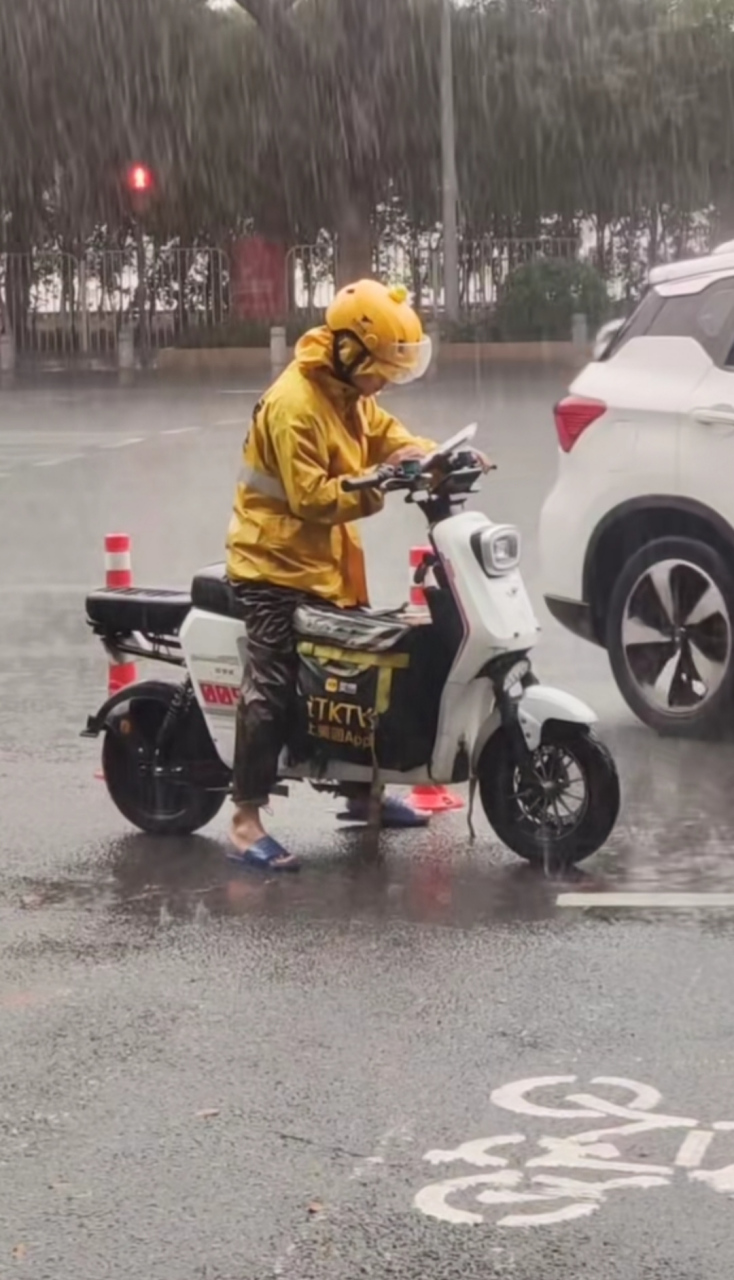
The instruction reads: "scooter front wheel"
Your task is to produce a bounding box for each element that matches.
[478,725,620,869]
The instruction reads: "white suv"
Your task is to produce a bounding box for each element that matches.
[540,242,734,736]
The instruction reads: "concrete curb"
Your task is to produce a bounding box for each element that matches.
[156,347,276,374]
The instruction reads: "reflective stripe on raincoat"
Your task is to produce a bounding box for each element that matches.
[225,326,435,607]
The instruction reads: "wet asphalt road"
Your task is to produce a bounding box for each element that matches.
[3,367,734,1278]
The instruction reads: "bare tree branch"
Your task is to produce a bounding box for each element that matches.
[231,0,298,36]
[231,0,301,65]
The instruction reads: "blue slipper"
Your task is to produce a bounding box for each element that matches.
[226,835,301,873]
[337,795,430,830]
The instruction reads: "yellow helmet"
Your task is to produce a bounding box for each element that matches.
[326,280,432,385]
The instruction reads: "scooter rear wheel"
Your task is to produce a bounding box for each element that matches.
[478,725,620,869]
[101,697,225,837]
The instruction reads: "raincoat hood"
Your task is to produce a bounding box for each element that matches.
[295,325,337,374]
[295,325,362,404]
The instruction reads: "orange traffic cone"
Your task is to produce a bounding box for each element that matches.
[408,546,433,613]
[105,534,138,694]
[95,533,138,780]
[409,786,465,813]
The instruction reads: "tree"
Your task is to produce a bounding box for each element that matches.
[233,0,440,284]
[6,0,734,315]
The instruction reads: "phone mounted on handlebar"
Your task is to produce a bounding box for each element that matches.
[342,424,488,524]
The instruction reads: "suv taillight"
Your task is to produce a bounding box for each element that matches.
[554,396,607,453]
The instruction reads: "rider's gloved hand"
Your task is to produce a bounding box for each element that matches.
[384,445,431,468]
[470,450,496,474]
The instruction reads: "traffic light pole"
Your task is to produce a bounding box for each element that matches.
[124,164,155,369]
[134,220,151,368]
[441,0,460,325]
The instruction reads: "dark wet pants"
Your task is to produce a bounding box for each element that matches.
[231,582,370,808]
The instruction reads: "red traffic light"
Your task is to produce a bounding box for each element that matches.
[126,163,154,194]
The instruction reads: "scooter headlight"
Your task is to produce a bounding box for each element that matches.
[472,525,522,577]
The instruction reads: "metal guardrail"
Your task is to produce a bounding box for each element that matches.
[286,236,582,320]
[0,246,229,359]
[1,235,587,360]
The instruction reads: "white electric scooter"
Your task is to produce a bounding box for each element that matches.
[83,426,620,868]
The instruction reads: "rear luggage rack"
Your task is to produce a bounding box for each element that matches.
[86,586,191,667]
[86,586,191,634]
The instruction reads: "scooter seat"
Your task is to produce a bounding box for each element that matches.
[190,564,240,619]
[294,603,412,652]
[189,566,415,650]
[86,587,191,636]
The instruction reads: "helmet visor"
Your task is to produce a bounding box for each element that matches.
[377,334,433,385]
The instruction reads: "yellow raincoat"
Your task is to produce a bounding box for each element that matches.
[226,327,435,607]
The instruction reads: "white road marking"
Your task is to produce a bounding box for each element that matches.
[414,1076,734,1231]
[557,892,734,910]
[0,416,234,473]
[33,456,85,467]
[425,1134,527,1169]
[0,431,112,440]
[490,1077,600,1120]
[691,1164,734,1194]
[0,428,148,473]
[675,1130,715,1169]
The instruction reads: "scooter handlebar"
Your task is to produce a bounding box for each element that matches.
[342,467,394,493]
[342,451,490,497]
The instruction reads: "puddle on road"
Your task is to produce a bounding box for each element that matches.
[6,826,584,937]
[8,718,734,944]
[8,806,734,946]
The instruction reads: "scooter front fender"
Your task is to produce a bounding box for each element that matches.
[516,684,597,752]
[81,679,178,738]
[471,684,598,768]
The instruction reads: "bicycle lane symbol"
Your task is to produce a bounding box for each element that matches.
[413,1076,734,1228]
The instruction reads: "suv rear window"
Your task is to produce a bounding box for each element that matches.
[602,290,664,359]
[606,281,734,365]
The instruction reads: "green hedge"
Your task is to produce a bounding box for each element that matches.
[494,259,609,342]
[437,315,500,344]
[173,268,608,348]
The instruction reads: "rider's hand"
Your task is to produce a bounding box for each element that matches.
[470,450,496,474]
[384,445,430,468]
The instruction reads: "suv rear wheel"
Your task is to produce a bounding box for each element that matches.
[606,536,734,737]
